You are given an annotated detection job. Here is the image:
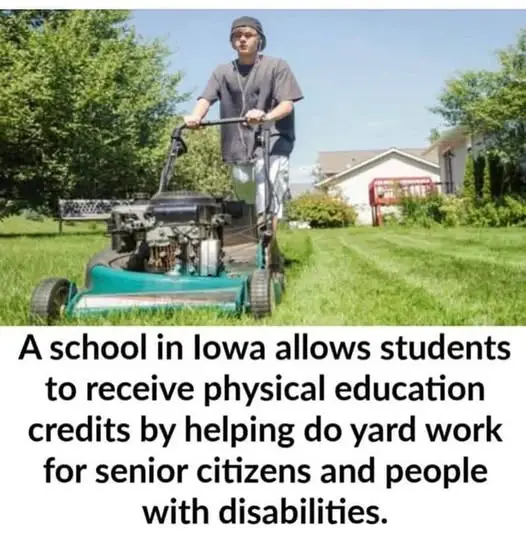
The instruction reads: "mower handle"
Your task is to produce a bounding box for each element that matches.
[161,117,272,212]
[171,116,258,137]
[198,117,247,127]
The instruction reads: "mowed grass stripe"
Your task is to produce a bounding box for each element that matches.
[402,226,526,254]
[272,230,446,325]
[379,232,526,269]
[341,235,488,324]
[351,233,526,325]
[273,231,372,325]
[337,235,459,325]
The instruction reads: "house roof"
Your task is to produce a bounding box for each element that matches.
[425,125,470,153]
[315,147,441,187]
[318,146,439,177]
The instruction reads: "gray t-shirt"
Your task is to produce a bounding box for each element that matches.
[198,55,304,164]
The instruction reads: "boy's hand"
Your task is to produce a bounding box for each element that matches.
[245,109,267,125]
[184,114,202,128]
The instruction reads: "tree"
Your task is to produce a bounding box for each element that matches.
[168,121,234,197]
[462,153,476,200]
[428,128,441,144]
[0,10,197,217]
[482,156,492,201]
[430,28,526,165]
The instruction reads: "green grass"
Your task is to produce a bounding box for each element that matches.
[2,216,526,325]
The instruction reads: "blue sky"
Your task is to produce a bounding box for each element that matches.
[130,9,525,183]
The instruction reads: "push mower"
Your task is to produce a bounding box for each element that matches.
[28,117,286,324]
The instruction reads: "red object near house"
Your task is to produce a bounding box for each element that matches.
[368,177,436,226]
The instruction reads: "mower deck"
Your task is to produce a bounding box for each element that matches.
[62,241,269,317]
[71,288,243,313]
[67,271,247,318]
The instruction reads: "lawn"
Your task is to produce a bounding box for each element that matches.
[1,216,526,325]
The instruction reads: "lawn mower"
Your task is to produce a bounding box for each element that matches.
[28,117,286,324]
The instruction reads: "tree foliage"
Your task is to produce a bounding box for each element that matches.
[171,124,235,197]
[428,128,441,144]
[462,152,476,200]
[430,28,526,164]
[0,9,232,218]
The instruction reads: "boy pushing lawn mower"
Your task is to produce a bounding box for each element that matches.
[27,16,302,324]
[184,15,304,273]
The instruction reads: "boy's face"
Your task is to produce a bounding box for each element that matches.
[231,26,259,55]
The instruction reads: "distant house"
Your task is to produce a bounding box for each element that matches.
[426,124,526,193]
[314,146,441,225]
[424,126,478,195]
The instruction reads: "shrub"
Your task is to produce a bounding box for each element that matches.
[398,192,444,227]
[468,196,526,227]
[287,191,357,228]
[438,195,472,226]
[381,212,402,226]
[396,191,526,228]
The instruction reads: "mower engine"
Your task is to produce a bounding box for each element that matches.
[106,192,232,277]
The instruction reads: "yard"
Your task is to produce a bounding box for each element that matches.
[1,216,525,326]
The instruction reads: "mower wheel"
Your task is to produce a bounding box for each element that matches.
[84,247,144,288]
[249,269,275,318]
[29,277,76,325]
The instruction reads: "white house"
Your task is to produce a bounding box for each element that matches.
[314,146,441,225]
[424,126,485,195]
[427,126,526,193]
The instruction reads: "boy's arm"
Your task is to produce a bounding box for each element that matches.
[265,59,304,122]
[264,100,294,122]
[190,98,212,120]
[246,60,303,124]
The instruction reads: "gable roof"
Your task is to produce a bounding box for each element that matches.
[318,146,439,178]
[315,147,440,187]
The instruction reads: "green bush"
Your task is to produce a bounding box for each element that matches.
[468,196,526,227]
[397,191,526,228]
[398,192,444,228]
[287,191,357,228]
